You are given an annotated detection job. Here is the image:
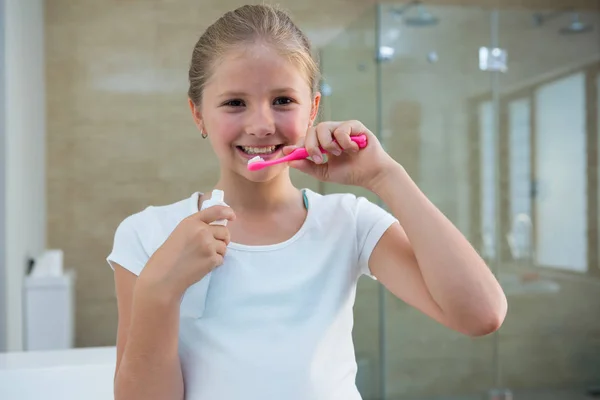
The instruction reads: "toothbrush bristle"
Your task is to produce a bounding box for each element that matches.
[248,156,264,164]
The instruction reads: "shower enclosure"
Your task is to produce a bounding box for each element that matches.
[315,2,600,399]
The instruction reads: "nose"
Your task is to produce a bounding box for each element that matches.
[245,104,275,138]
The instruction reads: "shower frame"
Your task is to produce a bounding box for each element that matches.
[370,2,599,400]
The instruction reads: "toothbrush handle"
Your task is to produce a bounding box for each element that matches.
[309,134,368,155]
[287,134,367,161]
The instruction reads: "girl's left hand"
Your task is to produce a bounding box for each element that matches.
[283,120,397,189]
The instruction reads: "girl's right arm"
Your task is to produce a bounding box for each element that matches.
[113,264,184,400]
[112,205,235,400]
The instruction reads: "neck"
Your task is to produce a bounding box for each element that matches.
[212,168,301,213]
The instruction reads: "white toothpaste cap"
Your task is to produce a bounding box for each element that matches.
[211,189,224,203]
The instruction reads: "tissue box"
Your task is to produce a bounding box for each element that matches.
[23,270,75,351]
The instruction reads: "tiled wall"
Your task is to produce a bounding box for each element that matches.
[46,0,600,399]
[45,0,356,348]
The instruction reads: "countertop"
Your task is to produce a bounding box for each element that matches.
[0,346,116,400]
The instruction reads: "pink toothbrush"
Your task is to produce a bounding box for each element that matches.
[247,134,368,171]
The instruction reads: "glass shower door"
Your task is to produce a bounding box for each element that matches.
[493,6,600,399]
[319,5,385,400]
[319,2,600,400]
[376,3,497,399]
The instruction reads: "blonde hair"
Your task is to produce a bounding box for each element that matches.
[188,4,320,105]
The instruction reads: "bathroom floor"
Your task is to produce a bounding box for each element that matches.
[508,388,598,400]
[394,388,598,400]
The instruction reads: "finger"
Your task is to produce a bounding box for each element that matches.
[333,122,359,153]
[209,253,224,268]
[304,126,324,164]
[209,225,230,244]
[282,145,295,155]
[295,136,306,148]
[348,120,368,138]
[282,136,304,155]
[316,123,343,156]
[197,205,236,225]
[214,240,227,257]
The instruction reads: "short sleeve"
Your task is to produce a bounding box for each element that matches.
[106,212,152,276]
[355,197,398,278]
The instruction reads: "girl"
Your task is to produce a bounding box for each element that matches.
[108,4,507,400]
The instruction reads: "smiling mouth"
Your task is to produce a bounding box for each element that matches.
[236,145,283,156]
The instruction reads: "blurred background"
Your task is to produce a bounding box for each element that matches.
[1,0,599,399]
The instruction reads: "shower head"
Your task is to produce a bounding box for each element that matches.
[390,1,439,28]
[404,5,439,27]
[532,9,564,26]
[559,13,593,34]
[533,9,593,35]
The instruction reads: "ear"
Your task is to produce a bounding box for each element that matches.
[309,92,322,126]
[188,98,204,131]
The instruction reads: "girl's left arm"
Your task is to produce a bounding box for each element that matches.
[366,162,507,337]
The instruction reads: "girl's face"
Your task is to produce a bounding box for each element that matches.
[191,44,321,182]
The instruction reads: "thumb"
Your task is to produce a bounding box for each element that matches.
[197,205,236,224]
[288,159,327,179]
[283,136,305,155]
[282,145,298,156]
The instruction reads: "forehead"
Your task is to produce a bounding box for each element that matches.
[205,43,311,96]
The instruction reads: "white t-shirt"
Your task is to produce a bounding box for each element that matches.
[107,189,397,400]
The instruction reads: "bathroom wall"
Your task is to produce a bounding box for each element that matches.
[2,0,46,352]
[44,0,375,347]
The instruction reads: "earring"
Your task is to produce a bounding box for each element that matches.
[201,130,208,139]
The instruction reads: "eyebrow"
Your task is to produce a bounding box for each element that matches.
[218,87,300,98]
[272,87,299,95]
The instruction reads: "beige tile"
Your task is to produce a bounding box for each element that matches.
[75,298,118,348]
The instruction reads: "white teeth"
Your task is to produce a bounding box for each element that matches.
[240,145,278,155]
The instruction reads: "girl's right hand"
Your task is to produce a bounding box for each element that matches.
[137,205,236,299]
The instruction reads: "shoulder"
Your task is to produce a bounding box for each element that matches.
[302,189,397,278]
[107,193,199,275]
[115,193,196,236]
[304,188,359,211]
[303,188,386,220]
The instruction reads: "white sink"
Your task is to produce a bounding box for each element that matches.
[0,346,116,400]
